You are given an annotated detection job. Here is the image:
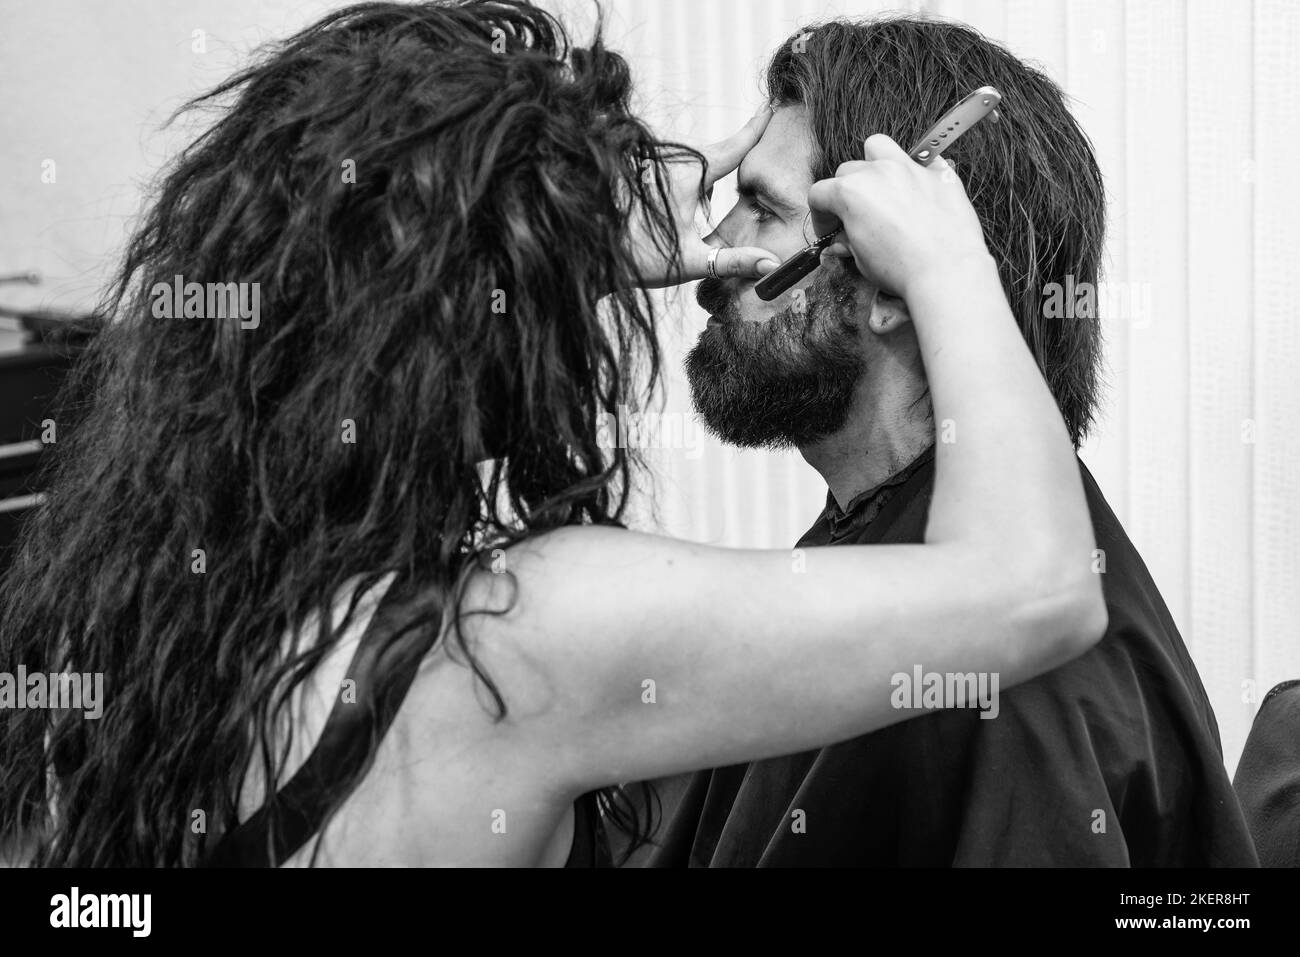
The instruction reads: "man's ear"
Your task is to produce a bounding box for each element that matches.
[866,289,913,335]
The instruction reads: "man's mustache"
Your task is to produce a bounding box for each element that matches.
[696,277,737,320]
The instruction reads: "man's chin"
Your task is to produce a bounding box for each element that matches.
[691,402,800,449]
[685,354,857,450]
[690,392,849,449]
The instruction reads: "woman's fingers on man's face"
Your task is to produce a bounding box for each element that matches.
[702,104,774,187]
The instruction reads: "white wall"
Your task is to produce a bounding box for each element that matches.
[2,0,1297,775]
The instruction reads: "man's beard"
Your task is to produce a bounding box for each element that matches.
[685,267,865,448]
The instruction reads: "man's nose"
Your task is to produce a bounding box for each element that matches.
[705,203,758,252]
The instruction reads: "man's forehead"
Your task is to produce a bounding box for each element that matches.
[737,103,816,209]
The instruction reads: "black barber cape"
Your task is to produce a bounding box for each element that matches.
[650,447,1259,866]
[1233,680,1300,867]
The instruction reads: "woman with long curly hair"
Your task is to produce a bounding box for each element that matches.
[0,0,1103,866]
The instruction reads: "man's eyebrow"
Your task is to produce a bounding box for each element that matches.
[736,171,802,215]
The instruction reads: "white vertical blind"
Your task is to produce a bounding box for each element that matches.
[1187,0,1257,779]
[1250,0,1300,767]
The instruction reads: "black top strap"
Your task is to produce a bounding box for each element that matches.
[204,577,441,867]
[203,575,608,867]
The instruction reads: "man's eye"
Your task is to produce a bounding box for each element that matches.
[749,202,775,224]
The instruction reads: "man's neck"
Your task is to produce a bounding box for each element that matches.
[800,357,934,512]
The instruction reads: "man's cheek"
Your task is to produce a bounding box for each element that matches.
[733,298,779,325]
[789,288,811,319]
[735,287,801,325]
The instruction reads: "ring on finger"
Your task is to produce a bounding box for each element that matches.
[706,247,722,280]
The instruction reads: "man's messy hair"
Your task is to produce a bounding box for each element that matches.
[767,16,1106,444]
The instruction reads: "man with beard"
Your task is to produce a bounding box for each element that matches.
[650,16,1260,866]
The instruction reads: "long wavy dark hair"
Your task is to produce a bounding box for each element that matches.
[0,0,692,866]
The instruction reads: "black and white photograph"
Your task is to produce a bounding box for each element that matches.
[0,0,1296,938]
